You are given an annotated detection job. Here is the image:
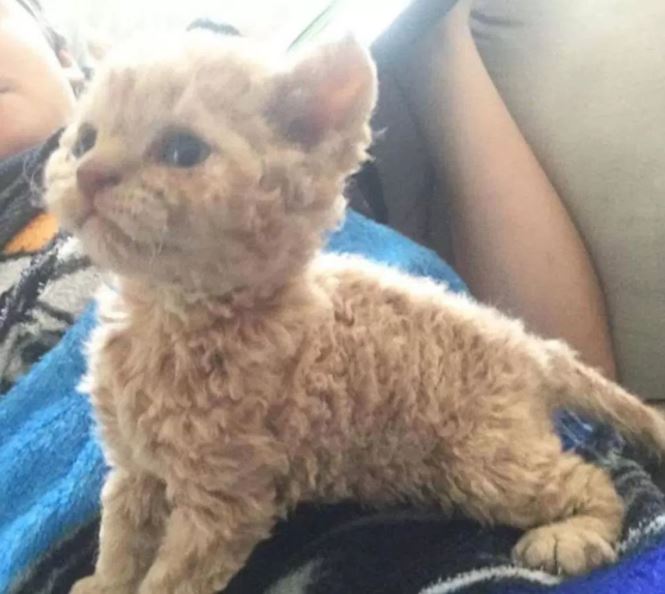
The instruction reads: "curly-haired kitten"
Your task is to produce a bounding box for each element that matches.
[46,31,665,594]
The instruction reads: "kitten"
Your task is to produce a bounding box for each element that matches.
[46,31,665,594]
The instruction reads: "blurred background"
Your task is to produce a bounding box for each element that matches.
[40,0,413,66]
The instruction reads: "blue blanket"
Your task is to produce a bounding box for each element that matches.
[2,211,665,594]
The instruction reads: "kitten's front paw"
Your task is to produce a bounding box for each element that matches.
[512,524,616,575]
[70,575,134,594]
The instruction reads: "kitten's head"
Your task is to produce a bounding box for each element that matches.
[45,32,376,295]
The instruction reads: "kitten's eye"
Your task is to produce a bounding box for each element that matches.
[156,131,211,168]
[72,124,97,158]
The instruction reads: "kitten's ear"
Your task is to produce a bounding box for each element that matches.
[268,35,377,146]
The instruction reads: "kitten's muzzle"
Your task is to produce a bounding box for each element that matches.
[77,160,121,202]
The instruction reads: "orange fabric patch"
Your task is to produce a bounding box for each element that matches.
[4,213,59,255]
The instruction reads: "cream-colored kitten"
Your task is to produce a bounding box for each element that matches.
[46,32,665,594]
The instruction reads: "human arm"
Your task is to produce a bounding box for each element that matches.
[404,0,616,377]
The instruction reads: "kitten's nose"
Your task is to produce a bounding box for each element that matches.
[76,161,121,200]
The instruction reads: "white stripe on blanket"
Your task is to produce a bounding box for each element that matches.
[268,560,321,594]
[0,253,32,292]
[619,513,665,554]
[420,565,562,594]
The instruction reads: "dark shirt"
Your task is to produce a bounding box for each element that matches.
[0,131,62,251]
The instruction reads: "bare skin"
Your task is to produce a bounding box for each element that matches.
[0,0,77,158]
[401,0,617,378]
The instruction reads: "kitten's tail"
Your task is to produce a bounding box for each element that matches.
[543,341,665,454]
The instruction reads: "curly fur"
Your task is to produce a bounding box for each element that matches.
[45,31,665,594]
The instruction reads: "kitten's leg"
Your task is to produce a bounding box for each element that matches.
[447,443,623,577]
[137,503,276,594]
[508,452,623,575]
[71,470,167,594]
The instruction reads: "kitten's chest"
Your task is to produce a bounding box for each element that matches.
[89,308,297,471]
[90,320,187,469]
